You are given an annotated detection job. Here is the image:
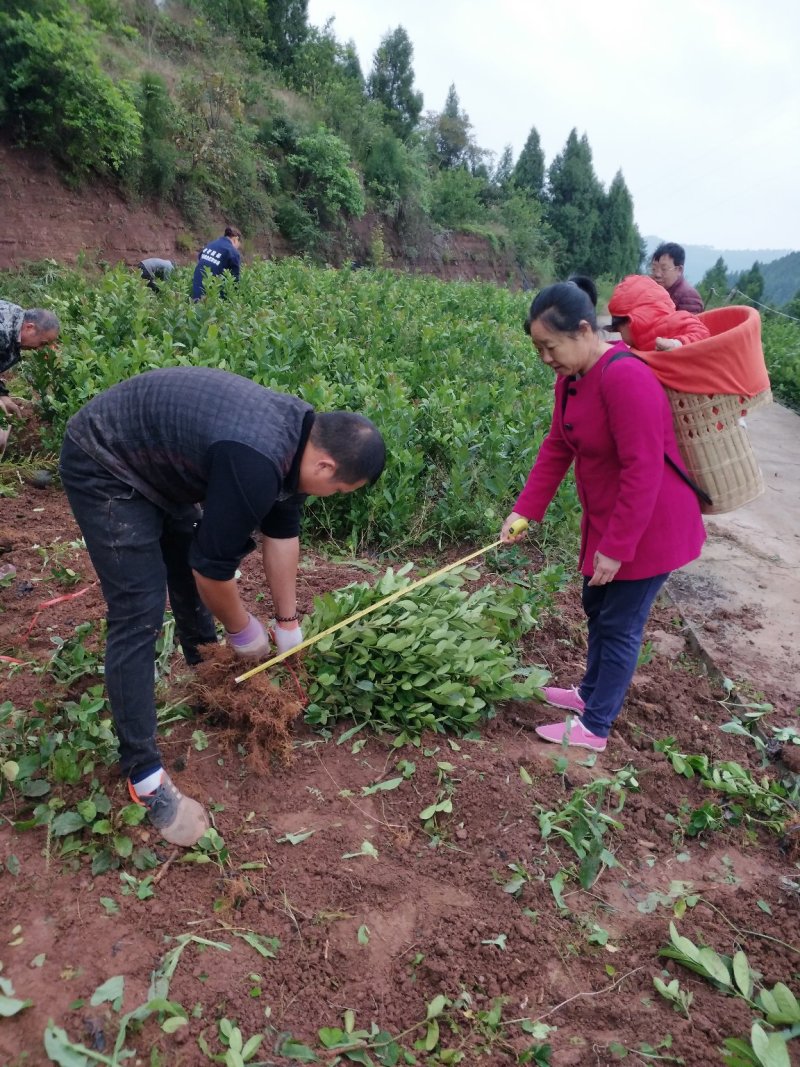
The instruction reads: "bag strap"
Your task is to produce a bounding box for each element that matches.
[603,351,713,507]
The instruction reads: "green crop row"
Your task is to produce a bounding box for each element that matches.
[12,259,580,554]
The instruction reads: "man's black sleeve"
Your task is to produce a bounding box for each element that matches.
[189,441,300,579]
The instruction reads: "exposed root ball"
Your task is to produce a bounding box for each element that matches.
[187,643,304,771]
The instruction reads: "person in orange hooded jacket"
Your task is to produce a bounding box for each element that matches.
[607,274,710,352]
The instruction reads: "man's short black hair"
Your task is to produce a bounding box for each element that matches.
[652,242,686,268]
[311,412,385,485]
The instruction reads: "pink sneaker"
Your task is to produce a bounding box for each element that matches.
[541,685,585,713]
[535,717,607,752]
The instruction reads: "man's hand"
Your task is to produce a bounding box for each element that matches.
[588,552,621,586]
[273,622,304,655]
[0,396,23,419]
[655,337,682,351]
[226,613,271,658]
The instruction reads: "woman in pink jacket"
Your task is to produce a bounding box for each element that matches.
[501,278,706,751]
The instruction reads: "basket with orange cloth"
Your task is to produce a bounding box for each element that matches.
[608,275,771,514]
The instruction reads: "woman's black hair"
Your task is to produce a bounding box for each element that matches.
[523,275,598,336]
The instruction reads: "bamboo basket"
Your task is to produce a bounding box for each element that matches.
[666,387,772,514]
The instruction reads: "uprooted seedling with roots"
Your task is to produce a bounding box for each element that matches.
[183,643,305,771]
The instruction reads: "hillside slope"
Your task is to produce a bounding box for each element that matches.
[0,139,524,287]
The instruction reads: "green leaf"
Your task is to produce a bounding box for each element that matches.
[426,994,447,1019]
[756,899,773,915]
[276,829,316,845]
[750,1021,791,1067]
[162,1016,187,1033]
[732,951,753,1000]
[357,924,370,945]
[90,974,124,1009]
[0,992,34,1017]
[425,1018,440,1051]
[43,1023,92,1066]
[519,765,533,785]
[276,1036,319,1061]
[52,811,87,837]
[362,777,403,795]
[697,947,732,986]
[233,931,280,959]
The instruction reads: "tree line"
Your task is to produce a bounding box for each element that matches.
[0,0,642,280]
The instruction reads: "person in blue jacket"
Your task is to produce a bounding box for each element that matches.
[191,226,242,301]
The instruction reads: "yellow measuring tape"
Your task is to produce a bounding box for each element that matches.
[235,518,529,684]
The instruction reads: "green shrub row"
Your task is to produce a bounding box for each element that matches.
[16,259,580,554]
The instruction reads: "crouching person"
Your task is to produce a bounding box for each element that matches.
[59,367,385,845]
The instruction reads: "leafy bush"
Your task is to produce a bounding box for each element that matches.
[302,565,553,739]
[0,3,142,176]
[286,129,366,223]
[429,168,486,228]
[762,314,800,412]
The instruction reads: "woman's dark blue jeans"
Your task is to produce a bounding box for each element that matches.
[578,572,669,738]
[59,436,218,778]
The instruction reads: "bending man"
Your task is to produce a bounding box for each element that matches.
[59,366,385,845]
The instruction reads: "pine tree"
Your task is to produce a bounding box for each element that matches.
[546,129,604,275]
[599,170,641,278]
[492,146,514,195]
[428,84,473,170]
[735,262,765,306]
[366,27,423,142]
[512,126,545,199]
[261,0,309,68]
[698,256,730,307]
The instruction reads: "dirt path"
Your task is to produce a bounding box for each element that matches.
[666,401,800,711]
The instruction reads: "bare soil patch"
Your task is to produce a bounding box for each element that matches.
[1,478,798,1066]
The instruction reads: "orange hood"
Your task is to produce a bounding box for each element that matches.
[608,275,709,351]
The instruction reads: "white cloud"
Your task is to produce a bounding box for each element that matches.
[307,0,800,250]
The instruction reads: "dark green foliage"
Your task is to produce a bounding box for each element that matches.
[733,262,765,306]
[597,170,641,278]
[135,72,178,200]
[363,131,416,208]
[303,565,554,738]
[546,129,604,276]
[260,0,309,69]
[697,256,731,308]
[513,126,546,199]
[286,129,365,224]
[762,315,800,412]
[0,2,142,176]
[429,169,485,228]
[366,26,423,142]
[425,84,474,171]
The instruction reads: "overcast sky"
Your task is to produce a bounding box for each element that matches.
[307,0,799,253]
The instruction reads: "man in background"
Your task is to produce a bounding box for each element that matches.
[650,242,704,313]
[0,300,60,455]
[191,226,242,301]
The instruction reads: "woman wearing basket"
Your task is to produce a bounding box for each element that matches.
[501,278,706,751]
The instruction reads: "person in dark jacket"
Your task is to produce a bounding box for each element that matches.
[59,367,385,846]
[0,301,60,454]
[650,242,704,313]
[191,226,242,301]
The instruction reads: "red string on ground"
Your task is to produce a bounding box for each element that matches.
[24,582,98,642]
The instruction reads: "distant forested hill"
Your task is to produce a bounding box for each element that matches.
[759,252,800,305]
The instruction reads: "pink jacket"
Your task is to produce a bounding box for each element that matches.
[515,342,706,579]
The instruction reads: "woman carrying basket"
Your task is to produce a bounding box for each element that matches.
[501,278,706,751]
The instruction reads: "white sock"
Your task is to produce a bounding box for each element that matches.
[132,768,163,796]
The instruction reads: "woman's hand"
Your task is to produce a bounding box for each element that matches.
[588,551,621,586]
[655,337,682,351]
[500,511,529,544]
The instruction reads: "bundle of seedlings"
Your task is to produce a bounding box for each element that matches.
[301,563,551,740]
